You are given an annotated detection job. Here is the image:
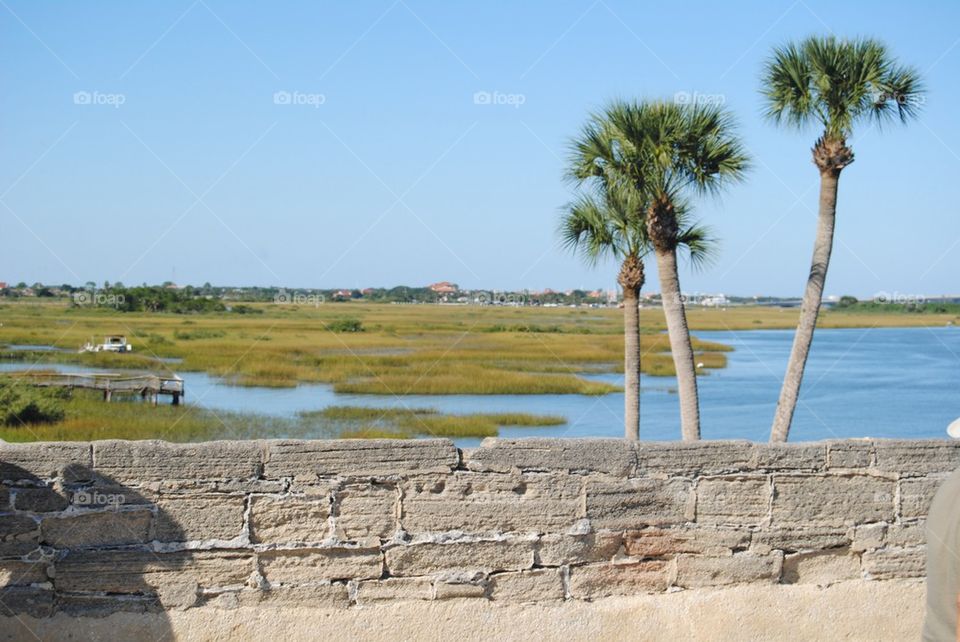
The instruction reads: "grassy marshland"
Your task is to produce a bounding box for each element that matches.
[0,390,565,442]
[0,301,953,396]
[0,301,735,393]
[303,406,566,439]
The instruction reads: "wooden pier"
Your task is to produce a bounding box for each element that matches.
[9,372,185,405]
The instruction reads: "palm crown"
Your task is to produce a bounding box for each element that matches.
[568,100,749,207]
[762,36,923,141]
[559,185,714,270]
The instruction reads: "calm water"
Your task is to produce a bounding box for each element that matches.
[4,327,959,444]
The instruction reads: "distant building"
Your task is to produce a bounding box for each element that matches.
[0,282,6,289]
[700,294,728,307]
[428,281,458,294]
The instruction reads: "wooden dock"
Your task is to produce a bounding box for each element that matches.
[9,372,184,405]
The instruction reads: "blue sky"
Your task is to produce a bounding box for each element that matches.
[1,0,958,297]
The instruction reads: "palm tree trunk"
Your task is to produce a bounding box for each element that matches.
[770,170,840,442]
[654,249,700,440]
[623,287,641,441]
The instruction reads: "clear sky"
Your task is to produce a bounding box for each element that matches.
[2,0,958,297]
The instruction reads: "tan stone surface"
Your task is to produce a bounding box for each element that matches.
[1,581,927,641]
[401,472,581,535]
[771,475,895,527]
[249,494,331,544]
[696,477,770,525]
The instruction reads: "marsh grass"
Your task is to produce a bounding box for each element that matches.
[2,301,941,398]
[304,405,566,439]
[0,389,309,442]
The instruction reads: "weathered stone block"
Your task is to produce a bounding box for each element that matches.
[355,577,433,603]
[861,547,925,579]
[567,560,672,598]
[336,483,397,540]
[155,479,286,495]
[675,553,781,588]
[0,486,9,510]
[433,579,487,599]
[40,509,152,548]
[751,527,850,554]
[585,477,693,529]
[264,439,457,479]
[466,439,634,476]
[850,523,886,552]
[782,549,860,586]
[0,586,54,618]
[249,493,331,544]
[874,441,960,475]
[0,514,38,556]
[772,475,895,527]
[696,477,770,525]
[0,559,49,585]
[237,583,350,608]
[886,522,925,548]
[259,546,381,584]
[386,539,534,576]
[826,441,874,469]
[401,473,580,535]
[538,531,622,566]
[93,440,262,482]
[156,494,246,542]
[624,527,749,558]
[55,594,161,616]
[636,442,753,477]
[752,444,826,471]
[12,486,69,513]
[488,568,564,602]
[55,550,254,593]
[0,442,91,481]
[900,476,946,519]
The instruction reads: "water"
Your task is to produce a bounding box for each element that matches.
[3,344,70,352]
[3,327,958,444]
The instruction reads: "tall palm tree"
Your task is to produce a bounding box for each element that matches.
[560,184,713,440]
[763,36,923,443]
[569,100,748,441]
[560,185,647,440]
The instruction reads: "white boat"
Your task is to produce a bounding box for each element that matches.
[80,335,133,353]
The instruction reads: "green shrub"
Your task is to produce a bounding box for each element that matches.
[173,328,227,340]
[326,318,364,333]
[0,379,66,426]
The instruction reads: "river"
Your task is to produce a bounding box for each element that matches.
[3,327,958,445]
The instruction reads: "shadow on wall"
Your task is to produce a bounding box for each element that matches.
[0,461,187,640]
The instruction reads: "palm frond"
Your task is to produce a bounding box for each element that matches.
[761,35,924,139]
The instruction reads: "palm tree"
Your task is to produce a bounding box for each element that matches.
[560,184,713,441]
[560,185,647,440]
[763,36,923,443]
[569,100,748,440]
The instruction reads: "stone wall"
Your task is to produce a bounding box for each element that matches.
[0,438,955,629]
